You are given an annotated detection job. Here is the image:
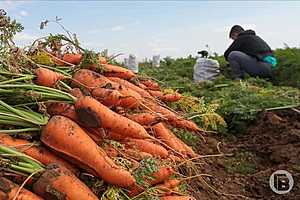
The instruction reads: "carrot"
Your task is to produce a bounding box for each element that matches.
[128,166,173,196]
[62,53,82,65]
[99,56,107,64]
[47,102,78,122]
[41,115,135,187]
[127,113,163,126]
[72,69,110,89]
[161,93,182,102]
[33,163,98,200]
[157,179,181,190]
[102,64,136,80]
[72,69,143,103]
[136,82,147,90]
[148,90,164,98]
[106,131,127,141]
[0,177,43,200]
[123,148,152,161]
[152,123,195,156]
[124,139,169,158]
[143,101,177,119]
[168,118,201,133]
[69,88,85,98]
[34,67,65,87]
[108,77,153,99]
[91,87,140,109]
[0,134,78,174]
[160,196,196,200]
[140,79,160,91]
[148,91,181,102]
[47,102,105,144]
[143,101,201,132]
[75,96,150,139]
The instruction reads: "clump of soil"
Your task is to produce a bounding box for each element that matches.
[190,110,300,200]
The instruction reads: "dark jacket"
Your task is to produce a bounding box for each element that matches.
[224,30,274,61]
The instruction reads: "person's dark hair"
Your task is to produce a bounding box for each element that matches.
[229,25,244,38]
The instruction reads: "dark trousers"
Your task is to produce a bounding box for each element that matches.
[228,51,272,79]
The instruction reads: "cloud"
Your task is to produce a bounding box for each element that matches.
[14,32,38,42]
[111,25,124,32]
[19,10,28,16]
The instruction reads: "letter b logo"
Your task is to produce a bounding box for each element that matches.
[270,170,294,194]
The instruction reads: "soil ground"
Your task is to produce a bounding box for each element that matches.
[190,110,300,200]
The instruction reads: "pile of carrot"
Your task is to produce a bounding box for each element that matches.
[0,33,205,200]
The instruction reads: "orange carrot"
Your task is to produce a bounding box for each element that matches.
[143,101,177,119]
[92,87,140,109]
[69,88,85,98]
[99,56,107,64]
[160,196,196,200]
[0,177,43,200]
[127,113,163,126]
[41,115,135,187]
[140,79,161,91]
[75,96,150,139]
[123,148,152,160]
[148,90,164,98]
[0,134,78,174]
[161,93,182,102]
[124,139,169,158]
[143,101,201,132]
[168,118,201,133]
[47,102,105,144]
[148,91,181,102]
[157,179,181,190]
[128,166,174,196]
[102,64,136,80]
[152,123,195,156]
[136,82,148,90]
[47,102,78,122]
[106,130,127,141]
[72,69,110,89]
[72,69,143,103]
[108,77,153,99]
[63,53,82,65]
[33,163,98,200]
[34,67,65,87]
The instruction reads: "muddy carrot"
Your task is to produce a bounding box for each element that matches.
[33,163,98,200]
[0,177,43,200]
[75,96,150,139]
[127,113,163,126]
[124,139,169,158]
[108,77,153,99]
[41,115,135,187]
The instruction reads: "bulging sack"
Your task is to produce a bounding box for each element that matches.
[193,58,220,82]
[128,54,138,73]
[152,55,160,68]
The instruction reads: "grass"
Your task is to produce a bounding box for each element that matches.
[140,51,300,134]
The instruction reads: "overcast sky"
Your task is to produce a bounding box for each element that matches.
[1,0,300,60]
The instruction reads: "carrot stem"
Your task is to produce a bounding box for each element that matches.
[0,128,40,134]
[0,75,35,85]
